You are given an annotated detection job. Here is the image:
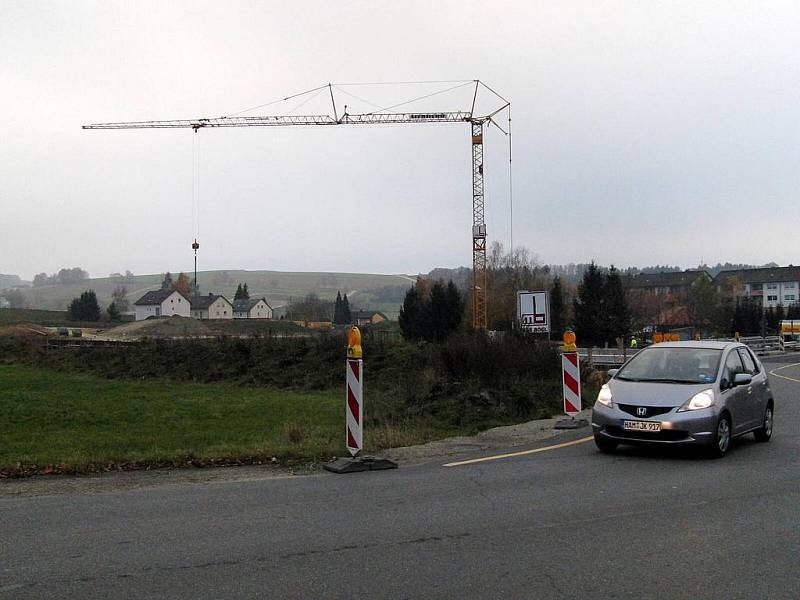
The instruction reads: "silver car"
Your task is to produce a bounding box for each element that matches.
[591,341,773,457]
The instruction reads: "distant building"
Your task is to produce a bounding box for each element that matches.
[190,294,234,320]
[233,298,272,319]
[133,289,191,320]
[622,270,711,296]
[713,266,800,308]
[352,310,388,327]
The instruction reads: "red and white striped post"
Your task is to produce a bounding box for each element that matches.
[345,354,363,457]
[555,330,587,429]
[324,326,397,473]
[562,351,581,416]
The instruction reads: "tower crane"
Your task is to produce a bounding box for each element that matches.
[83,81,510,330]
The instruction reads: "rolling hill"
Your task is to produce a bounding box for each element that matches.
[18,270,416,319]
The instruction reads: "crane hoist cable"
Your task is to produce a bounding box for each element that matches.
[83,80,511,331]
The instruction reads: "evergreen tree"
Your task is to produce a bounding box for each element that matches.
[399,286,425,341]
[429,281,449,342]
[399,279,463,342]
[550,276,565,338]
[604,266,630,343]
[573,262,605,346]
[68,290,101,321]
[161,272,173,290]
[234,283,245,300]
[107,301,120,321]
[333,291,343,324]
[444,280,465,335]
[242,283,250,299]
[342,293,352,324]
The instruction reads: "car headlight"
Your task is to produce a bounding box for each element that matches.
[596,385,613,408]
[677,389,715,412]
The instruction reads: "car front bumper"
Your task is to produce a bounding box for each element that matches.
[591,402,717,446]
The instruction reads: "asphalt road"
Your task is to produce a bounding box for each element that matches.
[2,360,799,599]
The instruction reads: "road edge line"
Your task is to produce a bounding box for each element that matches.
[443,436,594,468]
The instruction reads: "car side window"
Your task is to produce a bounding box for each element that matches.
[737,348,758,375]
[746,348,760,374]
[722,351,744,388]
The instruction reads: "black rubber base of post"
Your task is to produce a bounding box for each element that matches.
[554,418,589,430]
[323,456,399,474]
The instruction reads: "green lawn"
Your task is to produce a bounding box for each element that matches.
[0,364,461,476]
[0,364,343,473]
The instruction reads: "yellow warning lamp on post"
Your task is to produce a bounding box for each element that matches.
[347,326,363,359]
[562,330,577,352]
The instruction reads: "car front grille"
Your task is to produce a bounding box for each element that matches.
[618,404,674,419]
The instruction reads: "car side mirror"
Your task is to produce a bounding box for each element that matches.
[733,373,752,386]
[607,369,619,377]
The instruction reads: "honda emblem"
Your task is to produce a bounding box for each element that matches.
[636,407,647,417]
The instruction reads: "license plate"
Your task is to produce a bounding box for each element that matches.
[623,420,661,432]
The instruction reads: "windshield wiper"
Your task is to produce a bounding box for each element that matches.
[614,375,641,381]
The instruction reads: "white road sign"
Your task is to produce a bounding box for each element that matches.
[517,291,550,334]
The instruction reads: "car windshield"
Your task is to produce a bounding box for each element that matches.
[615,347,723,384]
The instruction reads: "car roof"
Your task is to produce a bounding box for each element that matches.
[649,340,739,350]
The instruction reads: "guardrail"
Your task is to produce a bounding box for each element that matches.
[577,348,639,367]
[579,336,799,368]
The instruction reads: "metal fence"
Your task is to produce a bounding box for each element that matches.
[579,336,799,368]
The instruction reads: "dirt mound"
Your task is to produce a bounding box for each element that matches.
[101,317,211,339]
[0,324,51,338]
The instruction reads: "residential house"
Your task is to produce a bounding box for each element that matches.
[622,270,711,296]
[713,266,800,308]
[133,289,191,321]
[190,294,234,319]
[233,298,273,319]
[352,310,388,328]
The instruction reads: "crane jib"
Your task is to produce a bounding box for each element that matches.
[82,86,509,331]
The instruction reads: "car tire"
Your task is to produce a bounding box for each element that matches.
[708,413,732,458]
[753,403,773,443]
[594,435,618,453]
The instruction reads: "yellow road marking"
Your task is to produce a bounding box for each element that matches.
[443,436,594,467]
[769,362,800,383]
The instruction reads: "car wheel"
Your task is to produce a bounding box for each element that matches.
[708,413,732,458]
[753,404,773,443]
[594,435,618,453]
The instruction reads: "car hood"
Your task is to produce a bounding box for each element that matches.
[607,379,713,407]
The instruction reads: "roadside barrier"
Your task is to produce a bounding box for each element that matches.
[324,327,397,474]
[555,331,588,430]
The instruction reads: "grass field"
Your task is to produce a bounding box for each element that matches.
[0,364,456,476]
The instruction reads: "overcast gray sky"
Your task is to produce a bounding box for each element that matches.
[2,1,799,280]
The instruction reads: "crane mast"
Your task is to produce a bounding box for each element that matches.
[84,84,509,331]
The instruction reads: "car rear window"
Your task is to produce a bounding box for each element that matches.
[615,347,723,384]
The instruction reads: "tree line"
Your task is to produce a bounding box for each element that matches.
[399,279,465,342]
[33,267,89,287]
